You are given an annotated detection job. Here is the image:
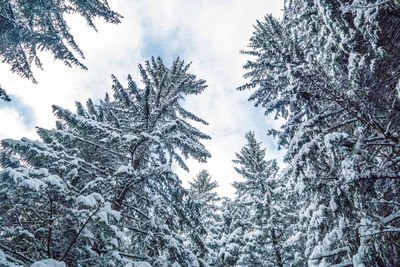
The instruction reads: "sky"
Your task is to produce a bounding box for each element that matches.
[0,0,284,197]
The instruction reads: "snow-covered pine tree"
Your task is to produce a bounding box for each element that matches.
[0,57,211,266]
[103,57,211,266]
[216,197,248,267]
[231,132,291,266]
[241,1,400,266]
[187,170,221,265]
[0,0,122,100]
[0,134,123,266]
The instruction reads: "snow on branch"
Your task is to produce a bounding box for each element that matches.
[382,211,400,226]
[310,247,348,260]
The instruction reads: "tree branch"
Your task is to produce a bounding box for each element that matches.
[60,207,100,261]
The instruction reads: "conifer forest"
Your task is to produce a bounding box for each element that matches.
[1,0,400,266]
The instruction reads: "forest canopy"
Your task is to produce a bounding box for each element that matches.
[1,0,400,266]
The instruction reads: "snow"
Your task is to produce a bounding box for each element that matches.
[124,134,139,142]
[294,180,305,194]
[1,5,397,265]
[103,203,121,221]
[97,211,108,224]
[31,259,66,267]
[132,262,152,267]
[76,195,97,207]
[0,249,5,261]
[110,238,119,247]
[76,193,104,208]
[310,247,348,261]
[339,218,346,229]
[112,251,121,261]
[396,79,400,99]
[382,210,400,226]
[111,131,120,138]
[324,132,349,151]
[111,225,125,239]
[67,168,78,178]
[115,164,133,175]
[341,158,356,182]
[168,237,179,249]
[330,196,338,212]
[244,230,262,240]
[21,137,48,149]
[44,175,65,190]
[19,178,47,191]
[352,253,366,267]
[1,168,25,184]
[0,249,19,267]
[285,232,301,245]
[225,242,239,252]
[38,168,49,176]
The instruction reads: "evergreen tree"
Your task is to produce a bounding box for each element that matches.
[0,0,122,100]
[232,132,291,266]
[188,170,221,265]
[189,170,220,228]
[216,197,248,267]
[0,57,211,266]
[0,134,123,266]
[241,1,400,265]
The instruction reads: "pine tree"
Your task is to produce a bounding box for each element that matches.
[216,197,248,267]
[231,132,290,266]
[0,136,123,266]
[103,57,211,266]
[241,1,400,265]
[0,57,211,266]
[189,170,220,228]
[188,170,221,265]
[0,0,122,100]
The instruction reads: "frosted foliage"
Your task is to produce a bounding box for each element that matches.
[0,249,20,267]
[131,262,153,267]
[0,58,210,266]
[0,0,121,83]
[396,79,400,99]
[32,259,66,267]
[240,0,400,265]
[0,0,122,101]
[19,178,47,191]
[187,170,221,265]
[216,132,296,266]
[1,0,400,265]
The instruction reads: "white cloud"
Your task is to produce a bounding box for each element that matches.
[0,0,285,197]
[0,108,36,140]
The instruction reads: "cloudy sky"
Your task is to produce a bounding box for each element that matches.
[0,0,284,197]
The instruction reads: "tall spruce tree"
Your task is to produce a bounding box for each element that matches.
[241,1,400,266]
[231,132,291,266]
[189,170,220,229]
[0,57,211,266]
[188,170,221,265]
[0,0,121,100]
[216,197,248,267]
